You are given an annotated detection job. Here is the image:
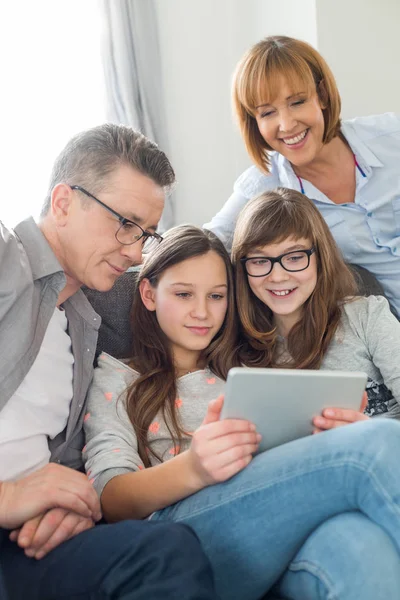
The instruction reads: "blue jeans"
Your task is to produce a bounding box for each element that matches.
[152,419,400,599]
[0,520,217,599]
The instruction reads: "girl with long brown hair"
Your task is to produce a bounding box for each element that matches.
[232,187,400,424]
[84,223,400,600]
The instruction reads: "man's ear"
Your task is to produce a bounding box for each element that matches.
[50,183,74,226]
[139,278,157,311]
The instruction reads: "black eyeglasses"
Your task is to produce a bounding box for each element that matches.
[241,248,316,277]
[70,185,163,251]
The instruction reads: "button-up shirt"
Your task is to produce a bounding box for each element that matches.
[0,217,100,470]
[205,113,400,315]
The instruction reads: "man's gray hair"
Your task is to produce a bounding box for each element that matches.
[40,123,175,216]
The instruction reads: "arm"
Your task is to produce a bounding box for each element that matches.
[362,296,400,418]
[101,396,260,522]
[84,360,203,519]
[0,221,32,323]
[101,451,203,521]
[203,167,273,252]
[203,189,249,252]
[0,463,101,530]
[85,369,260,522]
[9,509,94,560]
[1,462,100,559]
[314,296,400,429]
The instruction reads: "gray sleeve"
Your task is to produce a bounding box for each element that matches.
[83,354,145,497]
[203,187,250,252]
[203,167,280,252]
[0,222,29,323]
[362,296,400,418]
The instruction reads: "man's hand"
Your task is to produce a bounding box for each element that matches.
[0,463,102,530]
[9,509,94,559]
[312,391,369,433]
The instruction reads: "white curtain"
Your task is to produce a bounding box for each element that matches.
[0,1,105,227]
[100,0,174,231]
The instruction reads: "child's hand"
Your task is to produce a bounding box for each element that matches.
[187,395,261,487]
[312,392,369,433]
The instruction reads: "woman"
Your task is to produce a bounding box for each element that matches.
[204,35,400,316]
[85,225,400,600]
[232,187,400,420]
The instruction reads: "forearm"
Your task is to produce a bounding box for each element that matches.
[101,451,204,522]
[368,298,400,417]
[0,481,7,528]
[0,464,101,530]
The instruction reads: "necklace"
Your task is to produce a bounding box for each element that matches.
[176,368,195,378]
[176,367,204,378]
[295,152,366,194]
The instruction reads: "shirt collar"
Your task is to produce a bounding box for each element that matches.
[274,152,300,188]
[65,288,101,329]
[273,122,383,187]
[341,121,383,169]
[13,217,65,282]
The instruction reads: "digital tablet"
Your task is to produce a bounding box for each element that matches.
[220,367,367,452]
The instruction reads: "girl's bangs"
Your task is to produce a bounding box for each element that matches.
[239,201,315,256]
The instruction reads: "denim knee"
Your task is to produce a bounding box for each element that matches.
[336,418,400,463]
[365,416,400,438]
[277,512,400,600]
[112,520,211,567]
[105,520,203,551]
[149,521,207,554]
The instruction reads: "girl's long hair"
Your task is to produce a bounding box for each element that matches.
[126,225,239,467]
[231,188,357,369]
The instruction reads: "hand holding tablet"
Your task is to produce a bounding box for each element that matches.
[312,390,369,433]
[220,367,368,452]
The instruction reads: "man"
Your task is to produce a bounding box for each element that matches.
[0,124,217,599]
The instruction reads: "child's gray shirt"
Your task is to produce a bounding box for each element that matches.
[84,361,224,497]
[84,295,400,498]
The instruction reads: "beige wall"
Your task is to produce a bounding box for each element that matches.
[154,0,318,226]
[316,0,400,119]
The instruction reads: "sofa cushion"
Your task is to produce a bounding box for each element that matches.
[83,269,139,359]
[349,264,384,297]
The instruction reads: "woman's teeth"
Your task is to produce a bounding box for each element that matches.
[270,289,293,296]
[283,130,307,145]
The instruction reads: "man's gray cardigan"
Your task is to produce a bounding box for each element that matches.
[0,218,100,470]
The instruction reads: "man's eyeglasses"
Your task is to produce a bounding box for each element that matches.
[70,185,163,252]
[241,248,316,277]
